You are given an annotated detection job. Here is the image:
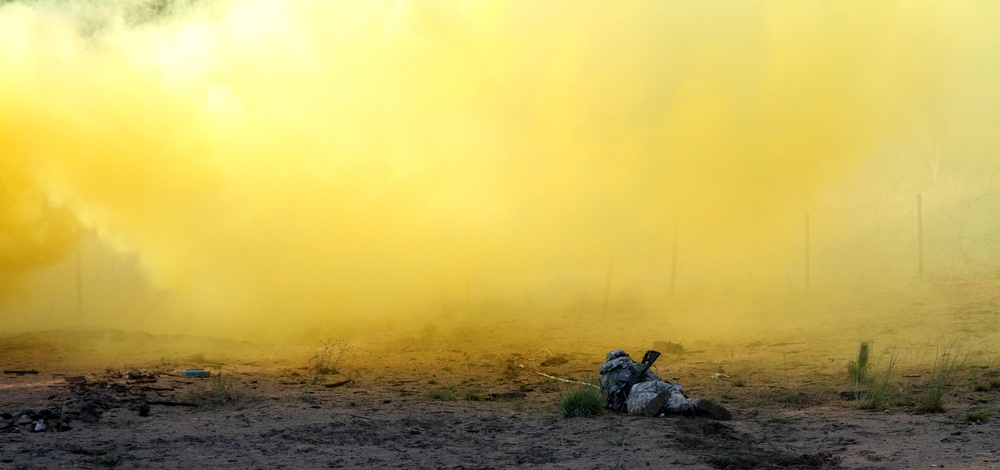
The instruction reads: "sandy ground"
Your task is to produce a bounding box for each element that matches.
[3,280,1000,469]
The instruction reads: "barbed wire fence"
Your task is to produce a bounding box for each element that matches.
[813,193,1000,286]
[609,193,1000,302]
[8,193,1000,321]
[668,193,1000,295]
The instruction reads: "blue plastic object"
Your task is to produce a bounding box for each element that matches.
[179,367,211,378]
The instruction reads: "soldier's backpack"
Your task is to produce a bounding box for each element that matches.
[604,350,660,412]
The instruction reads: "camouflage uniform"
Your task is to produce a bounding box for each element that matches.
[600,349,731,420]
[599,349,697,416]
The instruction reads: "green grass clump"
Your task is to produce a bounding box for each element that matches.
[919,384,947,412]
[464,388,487,401]
[966,411,988,422]
[971,376,999,392]
[196,371,247,409]
[430,386,458,400]
[560,386,605,418]
[847,341,870,388]
[845,341,898,410]
[918,344,967,412]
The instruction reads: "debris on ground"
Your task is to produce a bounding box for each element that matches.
[540,355,568,366]
[324,379,353,388]
[179,367,211,378]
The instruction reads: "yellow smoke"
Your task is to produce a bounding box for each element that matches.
[1,0,998,344]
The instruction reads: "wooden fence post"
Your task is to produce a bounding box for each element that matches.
[76,246,83,318]
[669,222,678,299]
[804,213,811,289]
[603,247,615,313]
[918,194,924,281]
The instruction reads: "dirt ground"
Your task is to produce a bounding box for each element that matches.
[3,280,1000,469]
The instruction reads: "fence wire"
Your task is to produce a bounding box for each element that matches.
[651,193,1000,295]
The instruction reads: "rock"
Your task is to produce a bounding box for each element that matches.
[16,415,32,426]
[32,420,46,432]
[79,402,102,423]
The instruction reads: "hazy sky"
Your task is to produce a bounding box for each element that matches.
[2,0,998,341]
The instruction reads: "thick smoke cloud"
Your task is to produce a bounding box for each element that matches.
[1,0,998,341]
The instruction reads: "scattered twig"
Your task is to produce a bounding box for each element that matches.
[145,400,198,407]
[324,380,353,388]
[535,372,599,389]
[309,339,354,379]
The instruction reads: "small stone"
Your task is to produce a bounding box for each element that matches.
[80,402,102,423]
[32,420,46,432]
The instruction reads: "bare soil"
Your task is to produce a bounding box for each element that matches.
[3,281,1000,469]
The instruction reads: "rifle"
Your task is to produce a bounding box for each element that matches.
[606,350,661,412]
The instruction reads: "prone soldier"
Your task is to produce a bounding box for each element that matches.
[599,349,731,420]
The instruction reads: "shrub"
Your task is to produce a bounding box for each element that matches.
[918,344,967,412]
[308,339,354,383]
[845,341,898,410]
[195,370,247,409]
[561,386,605,418]
[847,341,870,389]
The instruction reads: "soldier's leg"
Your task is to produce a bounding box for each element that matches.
[626,381,685,416]
[630,381,732,420]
